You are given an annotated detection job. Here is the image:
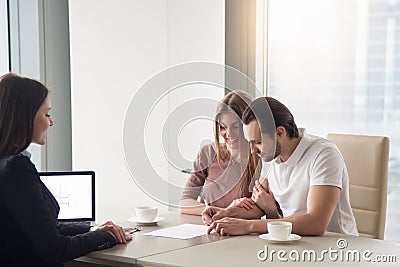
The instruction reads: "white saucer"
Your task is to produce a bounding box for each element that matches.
[128,216,165,226]
[259,233,301,243]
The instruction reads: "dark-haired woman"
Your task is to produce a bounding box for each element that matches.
[0,73,131,267]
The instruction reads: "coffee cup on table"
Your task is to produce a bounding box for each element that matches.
[267,221,292,240]
[135,206,158,222]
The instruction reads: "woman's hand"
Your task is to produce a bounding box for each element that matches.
[201,206,228,226]
[207,217,252,236]
[91,221,132,244]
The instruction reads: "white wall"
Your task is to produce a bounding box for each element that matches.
[166,0,225,206]
[69,0,224,222]
[69,0,168,222]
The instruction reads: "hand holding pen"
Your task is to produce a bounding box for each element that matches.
[203,198,213,219]
[201,199,225,226]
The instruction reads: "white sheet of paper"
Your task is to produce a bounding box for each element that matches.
[144,223,209,239]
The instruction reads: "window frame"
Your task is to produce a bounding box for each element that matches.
[0,0,9,75]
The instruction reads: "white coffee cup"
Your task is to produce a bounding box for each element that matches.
[267,221,292,240]
[135,206,158,222]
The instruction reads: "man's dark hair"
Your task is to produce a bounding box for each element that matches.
[242,97,299,138]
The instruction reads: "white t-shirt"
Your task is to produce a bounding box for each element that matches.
[262,133,358,235]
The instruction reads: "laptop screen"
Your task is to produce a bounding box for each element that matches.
[39,171,95,222]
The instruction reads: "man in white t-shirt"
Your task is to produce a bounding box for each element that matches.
[203,97,358,236]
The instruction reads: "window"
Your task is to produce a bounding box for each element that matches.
[0,0,9,75]
[267,0,400,241]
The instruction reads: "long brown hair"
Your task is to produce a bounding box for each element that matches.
[0,73,49,157]
[214,91,260,197]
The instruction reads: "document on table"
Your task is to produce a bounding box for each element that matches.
[145,223,209,239]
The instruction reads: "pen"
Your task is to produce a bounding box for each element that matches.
[123,227,141,234]
[203,198,213,220]
[181,168,192,174]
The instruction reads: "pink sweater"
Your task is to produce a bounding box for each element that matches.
[181,144,253,208]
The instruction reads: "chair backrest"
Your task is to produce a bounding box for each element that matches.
[326,133,389,239]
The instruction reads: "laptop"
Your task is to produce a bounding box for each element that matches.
[39,171,96,224]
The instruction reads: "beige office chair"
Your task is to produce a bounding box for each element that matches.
[327,133,389,239]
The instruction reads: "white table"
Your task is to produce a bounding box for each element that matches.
[72,213,400,267]
[72,212,226,266]
[138,232,400,266]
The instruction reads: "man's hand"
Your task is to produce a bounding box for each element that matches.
[252,180,281,218]
[228,197,255,210]
[207,217,252,236]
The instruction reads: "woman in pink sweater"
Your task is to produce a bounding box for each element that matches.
[179,91,261,215]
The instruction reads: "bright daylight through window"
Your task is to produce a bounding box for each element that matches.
[267,0,400,241]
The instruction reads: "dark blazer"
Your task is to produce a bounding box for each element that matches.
[0,154,116,267]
